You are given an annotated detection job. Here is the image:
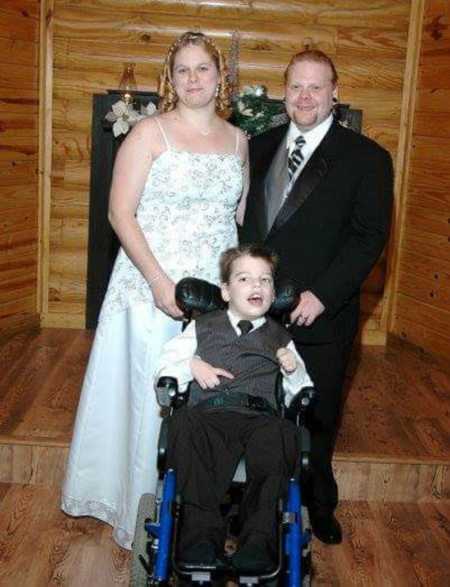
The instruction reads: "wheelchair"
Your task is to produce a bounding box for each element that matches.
[130,278,315,586]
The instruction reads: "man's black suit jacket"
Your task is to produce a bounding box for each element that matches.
[240,120,394,345]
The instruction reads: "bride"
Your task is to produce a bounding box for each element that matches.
[61,31,248,549]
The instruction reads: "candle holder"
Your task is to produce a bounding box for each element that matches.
[118,62,137,104]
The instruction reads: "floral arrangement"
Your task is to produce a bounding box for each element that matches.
[104,85,287,138]
[231,85,287,137]
[105,100,157,137]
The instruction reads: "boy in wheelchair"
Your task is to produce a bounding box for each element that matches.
[155,244,313,573]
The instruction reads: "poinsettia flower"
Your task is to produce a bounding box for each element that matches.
[105,99,158,137]
[241,84,266,97]
[112,100,128,117]
[237,101,253,116]
[112,118,130,137]
[127,108,143,124]
[141,101,157,116]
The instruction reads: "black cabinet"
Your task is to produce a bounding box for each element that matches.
[86,90,159,328]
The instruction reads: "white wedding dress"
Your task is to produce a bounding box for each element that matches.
[61,119,243,549]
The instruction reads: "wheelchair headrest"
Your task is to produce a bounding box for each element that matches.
[269,279,299,318]
[175,277,299,319]
[175,278,226,316]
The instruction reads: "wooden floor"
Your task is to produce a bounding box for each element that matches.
[0,483,448,586]
[337,338,450,463]
[0,328,449,585]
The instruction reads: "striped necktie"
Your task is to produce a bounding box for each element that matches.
[288,134,306,183]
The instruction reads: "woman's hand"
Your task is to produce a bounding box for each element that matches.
[190,357,234,390]
[150,273,184,319]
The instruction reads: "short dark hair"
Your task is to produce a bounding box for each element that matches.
[219,244,278,283]
[284,49,338,86]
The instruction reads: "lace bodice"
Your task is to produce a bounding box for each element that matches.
[100,147,243,322]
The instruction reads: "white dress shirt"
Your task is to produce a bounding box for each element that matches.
[154,309,313,407]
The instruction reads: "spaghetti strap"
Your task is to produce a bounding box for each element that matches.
[155,117,171,150]
[234,126,240,155]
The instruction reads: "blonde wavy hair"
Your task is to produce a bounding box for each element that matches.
[159,31,231,117]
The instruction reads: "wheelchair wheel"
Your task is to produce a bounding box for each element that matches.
[130,493,156,587]
[300,504,312,586]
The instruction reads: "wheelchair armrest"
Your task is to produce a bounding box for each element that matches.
[298,424,311,474]
[156,378,190,473]
[175,278,226,319]
[156,376,178,407]
[286,386,315,425]
[157,417,169,473]
[156,376,190,408]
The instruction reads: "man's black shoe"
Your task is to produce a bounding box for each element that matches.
[179,540,217,565]
[310,511,342,544]
[232,540,274,573]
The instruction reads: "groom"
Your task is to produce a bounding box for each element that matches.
[240,50,393,544]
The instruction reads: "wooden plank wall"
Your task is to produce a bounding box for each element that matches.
[43,0,413,343]
[0,0,40,338]
[390,0,450,359]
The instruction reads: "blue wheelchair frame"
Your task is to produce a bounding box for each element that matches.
[135,376,314,586]
[141,470,311,586]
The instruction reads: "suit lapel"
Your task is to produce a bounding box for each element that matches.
[267,120,341,240]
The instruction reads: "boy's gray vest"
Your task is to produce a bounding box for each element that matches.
[188,310,291,410]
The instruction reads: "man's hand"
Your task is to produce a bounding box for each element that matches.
[290,290,325,327]
[276,347,298,374]
[190,357,234,390]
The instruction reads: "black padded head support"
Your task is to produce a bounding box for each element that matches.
[175,277,298,319]
[175,277,226,317]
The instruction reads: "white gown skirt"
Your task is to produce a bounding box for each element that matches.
[61,301,182,549]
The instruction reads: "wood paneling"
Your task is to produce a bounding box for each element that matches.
[390,0,450,359]
[42,0,412,339]
[335,461,449,503]
[0,0,40,337]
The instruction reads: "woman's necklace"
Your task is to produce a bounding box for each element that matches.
[192,121,215,136]
[181,115,216,136]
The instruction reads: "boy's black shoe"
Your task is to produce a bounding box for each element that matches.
[179,540,217,565]
[310,511,342,544]
[232,539,274,573]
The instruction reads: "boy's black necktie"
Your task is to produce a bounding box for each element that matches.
[237,320,253,335]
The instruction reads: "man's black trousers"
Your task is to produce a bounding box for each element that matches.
[295,337,354,514]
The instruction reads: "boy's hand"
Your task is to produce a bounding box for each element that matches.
[190,357,234,390]
[276,348,298,374]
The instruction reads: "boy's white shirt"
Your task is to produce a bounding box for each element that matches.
[154,309,313,407]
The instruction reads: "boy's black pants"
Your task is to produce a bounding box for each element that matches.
[167,407,299,553]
